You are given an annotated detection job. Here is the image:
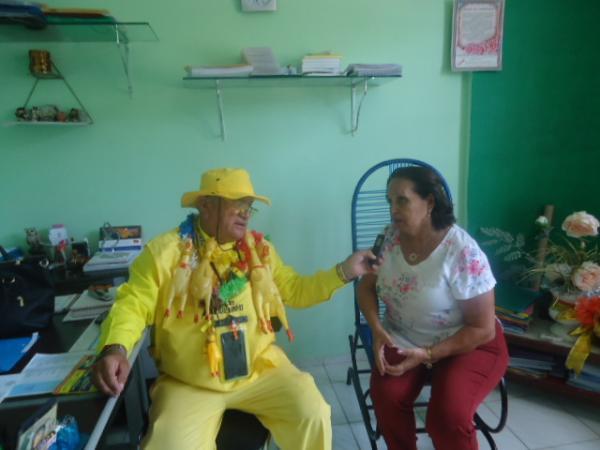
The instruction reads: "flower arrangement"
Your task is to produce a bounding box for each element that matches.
[481,211,600,294]
[482,210,600,374]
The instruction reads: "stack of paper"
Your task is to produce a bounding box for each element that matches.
[184,64,254,78]
[242,47,284,75]
[509,348,556,374]
[62,287,116,322]
[3,351,93,398]
[345,63,403,76]
[83,250,140,273]
[54,293,79,313]
[302,53,342,75]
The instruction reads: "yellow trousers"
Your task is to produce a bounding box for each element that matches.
[141,360,332,450]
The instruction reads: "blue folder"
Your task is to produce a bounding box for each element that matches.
[0,333,39,373]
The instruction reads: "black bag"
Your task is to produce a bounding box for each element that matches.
[0,246,54,338]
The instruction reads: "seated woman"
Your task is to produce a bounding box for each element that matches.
[357,165,508,450]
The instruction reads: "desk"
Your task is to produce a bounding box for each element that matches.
[0,270,148,450]
[505,319,600,405]
[51,267,129,296]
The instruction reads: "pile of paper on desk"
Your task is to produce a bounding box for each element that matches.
[83,249,140,273]
[62,287,116,322]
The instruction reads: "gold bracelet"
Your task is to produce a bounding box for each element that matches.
[335,263,349,283]
[424,346,433,369]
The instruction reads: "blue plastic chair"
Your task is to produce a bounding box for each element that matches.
[346,158,506,450]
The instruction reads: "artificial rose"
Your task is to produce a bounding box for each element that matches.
[571,262,600,292]
[535,216,549,227]
[574,296,600,328]
[544,263,572,283]
[562,211,599,238]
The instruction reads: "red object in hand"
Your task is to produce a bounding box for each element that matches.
[383,345,406,366]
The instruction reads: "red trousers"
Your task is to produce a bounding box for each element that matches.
[370,321,508,450]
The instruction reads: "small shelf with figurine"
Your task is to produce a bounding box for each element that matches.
[7,105,91,127]
[4,49,93,127]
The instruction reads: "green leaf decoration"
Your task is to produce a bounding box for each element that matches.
[219,276,248,303]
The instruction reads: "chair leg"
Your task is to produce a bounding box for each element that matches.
[348,333,380,450]
[475,413,498,450]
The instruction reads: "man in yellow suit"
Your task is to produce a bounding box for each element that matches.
[92,168,376,450]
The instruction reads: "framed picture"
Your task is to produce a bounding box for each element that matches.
[241,0,277,12]
[451,0,505,71]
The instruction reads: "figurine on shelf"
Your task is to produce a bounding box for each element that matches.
[38,104,58,121]
[31,106,39,122]
[15,107,31,122]
[68,108,81,122]
[25,227,45,255]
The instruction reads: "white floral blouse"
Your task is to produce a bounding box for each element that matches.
[376,224,496,349]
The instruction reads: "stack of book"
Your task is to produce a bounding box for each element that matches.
[345,63,403,76]
[508,348,559,378]
[494,284,538,334]
[567,364,600,393]
[184,64,254,78]
[242,47,283,75]
[301,53,342,75]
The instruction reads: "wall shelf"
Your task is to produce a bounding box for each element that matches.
[4,121,91,127]
[0,21,158,96]
[4,61,92,127]
[505,319,600,405]
[182,74,401,140]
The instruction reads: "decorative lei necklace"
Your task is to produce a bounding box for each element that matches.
[165,214,250,320]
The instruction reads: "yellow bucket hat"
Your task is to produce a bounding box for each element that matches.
[181,168,271,207]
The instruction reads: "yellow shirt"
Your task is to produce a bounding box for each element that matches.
[99,228,345,392]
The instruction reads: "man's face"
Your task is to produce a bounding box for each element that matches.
[199,196,256,243]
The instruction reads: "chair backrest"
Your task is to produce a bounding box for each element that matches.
[350,158,453,327]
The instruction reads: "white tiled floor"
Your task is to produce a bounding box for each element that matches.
[281,354,600,450]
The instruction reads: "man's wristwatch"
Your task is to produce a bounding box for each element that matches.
[96,344,127,362]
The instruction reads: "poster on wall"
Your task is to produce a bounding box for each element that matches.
[451,0,505,71]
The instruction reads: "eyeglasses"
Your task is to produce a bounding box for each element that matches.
[227,199,258,217]
[236,205,258,217]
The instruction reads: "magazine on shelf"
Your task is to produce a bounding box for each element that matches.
[185,64,254,77]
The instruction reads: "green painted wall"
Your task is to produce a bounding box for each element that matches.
[468,0,600,249]
[0,1,468,360]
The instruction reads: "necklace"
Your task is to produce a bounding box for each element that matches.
[402,231,441,264]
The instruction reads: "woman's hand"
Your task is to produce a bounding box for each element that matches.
[384,347,430,376]
[372,326,396,376]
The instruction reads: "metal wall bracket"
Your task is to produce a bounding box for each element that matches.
[350,79,369,136]
[115,25,133,98]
